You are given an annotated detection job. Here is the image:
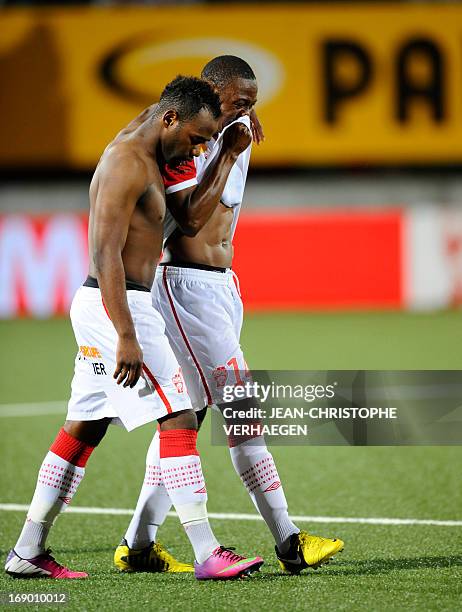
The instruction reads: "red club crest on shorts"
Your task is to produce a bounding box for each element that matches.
[213,366,228,388]
[172,369,184,393]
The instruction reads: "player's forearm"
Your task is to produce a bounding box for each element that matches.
[94,249,136,339]
[181,152,237,234]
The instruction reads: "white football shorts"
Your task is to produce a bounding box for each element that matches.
[67,285,191,431]
[152,265,252,410]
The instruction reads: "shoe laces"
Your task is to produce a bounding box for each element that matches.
[299,532,328,551]
[40,549,70,576]
[299,532,317,547]
[215,546,244,564]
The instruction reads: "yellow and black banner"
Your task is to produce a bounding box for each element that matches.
[1,3,462,168]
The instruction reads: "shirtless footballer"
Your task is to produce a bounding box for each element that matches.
[115,57,344,576]
[5,76,263,581]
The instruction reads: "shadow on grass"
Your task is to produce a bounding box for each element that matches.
[270,555,462,577]
[1,550,460,581]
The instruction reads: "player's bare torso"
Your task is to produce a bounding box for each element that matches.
[166,205,234,268]
[125,104,234,268]
[88,124,166,289]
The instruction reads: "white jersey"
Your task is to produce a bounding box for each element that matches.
[161,114,252,245]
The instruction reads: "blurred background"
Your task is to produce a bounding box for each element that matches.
[1,0,461,372]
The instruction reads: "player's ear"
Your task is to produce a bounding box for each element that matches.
[163,110,178,128]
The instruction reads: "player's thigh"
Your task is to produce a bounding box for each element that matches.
[132,300,191,412]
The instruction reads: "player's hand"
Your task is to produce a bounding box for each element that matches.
[114,335,143,388]
[250,109,265,145]
[221,122,252,159]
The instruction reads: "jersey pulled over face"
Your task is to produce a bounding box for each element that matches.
[161,115,253,269]
[218,78,258,129]
[161,107,219,168]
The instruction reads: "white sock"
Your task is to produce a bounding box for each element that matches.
[229,436,299,552]
[159,429,219,564]
[124,431,172,549]
[15,451,85,558]
[160,453,219,563]
[183,521,220,564]
[14,521,49,559]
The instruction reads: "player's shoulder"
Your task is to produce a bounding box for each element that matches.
[98,142,151,184]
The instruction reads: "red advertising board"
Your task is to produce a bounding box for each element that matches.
[0,210,404,317]
[232,210,403,310]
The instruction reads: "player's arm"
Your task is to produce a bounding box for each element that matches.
[91,154,146,388]
[167,122,252,236]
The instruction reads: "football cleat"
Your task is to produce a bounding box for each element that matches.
[194,546,263,580]
[114,539,193,573]
[276,531,344,573]
[5,549,88,579]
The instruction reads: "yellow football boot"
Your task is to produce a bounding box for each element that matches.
[276,531,344,573]
[114,539,194,573]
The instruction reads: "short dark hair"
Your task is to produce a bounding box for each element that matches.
[201,55,256,88]
[156,75,221,122]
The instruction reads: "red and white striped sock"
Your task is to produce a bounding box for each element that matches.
[124,429,172,549]
[229,435,299,552]
[15,428,94,559]
[159,429,219,563]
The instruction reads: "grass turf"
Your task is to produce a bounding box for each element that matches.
[0,313,461,611]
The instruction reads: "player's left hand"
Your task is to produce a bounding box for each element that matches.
[250,109,265,145]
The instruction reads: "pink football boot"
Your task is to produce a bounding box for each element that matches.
[194,546,263,580]
[5,549,88,579]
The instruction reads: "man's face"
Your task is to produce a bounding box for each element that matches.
[219,77,258,128]
[161,108,219,166]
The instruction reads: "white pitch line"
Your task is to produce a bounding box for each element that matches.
[0,504,460,527]
[0,401,66,418]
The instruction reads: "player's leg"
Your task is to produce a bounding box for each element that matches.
[122,406,207,551]
[223,275,344,571]
[156,407,263,579]
[220,397,299,548]
[117,295,263,579]
[5,286,122,579]
[5,418,109,579]
[123,428,168,550]
[222,398,344,571]
[116,273,211,570]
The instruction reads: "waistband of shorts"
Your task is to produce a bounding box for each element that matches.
[159,261,228,273]
[83,275,151,292]
[157,263,234,285]
[77,284,152,303]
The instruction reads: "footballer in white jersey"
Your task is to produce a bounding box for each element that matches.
[155,114,253,409]
[118,56,344,576]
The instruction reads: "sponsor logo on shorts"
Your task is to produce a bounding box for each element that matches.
[213,366,228,388]
[58,496,72,504]
[172,369,185,393]
[194,486,207,494]
[79,345,102,359]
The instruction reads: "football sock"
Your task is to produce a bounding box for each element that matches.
[159,429,219,564]
[14,428,94,559]
[229,435,299,553]
[124,429,172,549]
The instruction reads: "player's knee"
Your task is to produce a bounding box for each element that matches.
[158,409,198,431]
[63,418,110,446]
[218,397,266,449]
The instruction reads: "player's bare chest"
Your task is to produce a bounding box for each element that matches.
[135,184,165,226]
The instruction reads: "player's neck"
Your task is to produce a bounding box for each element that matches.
[133,117,162,158]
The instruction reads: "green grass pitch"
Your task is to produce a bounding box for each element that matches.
[0,313,461,611]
